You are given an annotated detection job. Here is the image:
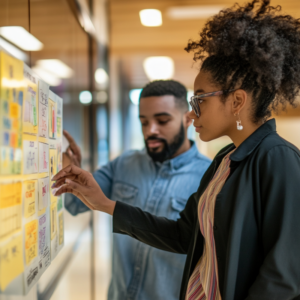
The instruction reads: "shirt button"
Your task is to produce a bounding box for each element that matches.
[214,225,218,230]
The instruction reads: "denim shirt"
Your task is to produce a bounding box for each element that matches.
[65,142,211,300]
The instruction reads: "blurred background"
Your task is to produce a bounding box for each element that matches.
[0,0,299,299]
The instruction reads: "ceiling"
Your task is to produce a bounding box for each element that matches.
[109,0,300,91]
[0,0,90,94]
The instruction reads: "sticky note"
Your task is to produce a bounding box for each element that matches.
[38,177,49,213]
[23,64,38,135]
[0,182,22,241]
[25,220,38,265]
[38,211,51,274]
[23,140,38,174]
[39,142,49,173]
[38,80,49,138]
[49,147,57,202]
[24,180,37,218]
[58,211,64,246]
[0,234,24,291]
[48,94,57,139]
[50,202,57,241]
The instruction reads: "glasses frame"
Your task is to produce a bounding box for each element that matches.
[189,89,237,117]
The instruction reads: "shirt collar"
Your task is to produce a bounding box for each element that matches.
[222,118,276,162]
[170,141,199,170]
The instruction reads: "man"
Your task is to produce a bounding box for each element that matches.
[64,80,211,300]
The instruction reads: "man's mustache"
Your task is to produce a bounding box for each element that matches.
[146,136,167,143]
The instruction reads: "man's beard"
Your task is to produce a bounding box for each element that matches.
[145,123,185,163]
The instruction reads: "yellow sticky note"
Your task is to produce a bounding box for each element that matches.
[25,220,38,265]
[0,234,24,291]
[9,102,19,119]
[24,180,37,218]
[58,211,64,245]
[50,202,57,240]
[0,182,22,241]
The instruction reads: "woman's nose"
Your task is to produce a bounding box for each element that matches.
[188,110,197,120]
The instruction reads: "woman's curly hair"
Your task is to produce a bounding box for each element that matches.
[185,0,300,122]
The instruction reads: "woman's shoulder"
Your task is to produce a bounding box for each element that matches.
[260,131,300,155]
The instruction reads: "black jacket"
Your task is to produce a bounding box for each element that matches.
[113,119,300,300]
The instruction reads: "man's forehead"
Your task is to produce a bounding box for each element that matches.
[139,95,178,116]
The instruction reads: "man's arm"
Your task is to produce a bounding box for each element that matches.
[62,130,115,216]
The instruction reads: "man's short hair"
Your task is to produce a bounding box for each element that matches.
[139,80,189,112]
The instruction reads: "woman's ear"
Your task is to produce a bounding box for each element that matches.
[232,89,247,114]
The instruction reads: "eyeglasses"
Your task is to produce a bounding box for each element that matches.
[189,89,237,117]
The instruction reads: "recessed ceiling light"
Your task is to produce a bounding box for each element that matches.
[95,68,108,85]
[167,6,224,19]
[79,91,92,104]
[139,9,162,27]
[129,89,142,105]
[32,67,62,87]
[36,59,74,78]
[143,56,174,81]
[0,26,43,51]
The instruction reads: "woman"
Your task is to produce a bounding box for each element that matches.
[52,1,300,299]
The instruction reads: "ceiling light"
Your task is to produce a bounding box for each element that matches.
[0,37,28,62]
[167,6,224,19]
[139,9,162,27]
[95,68,108,85]
[143,56,174,81]
[0,26,43,51]
[129,89,142,105]
[79,91,92,104]
[96,91,108,104]
[32,67,62,86]
[36,59,74,78]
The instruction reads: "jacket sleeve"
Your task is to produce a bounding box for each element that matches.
[246,146,300,300]
[113,192,198,254]
[65,160,115,216]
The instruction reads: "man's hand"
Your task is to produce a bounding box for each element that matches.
[63,130,82,168]
[51,165,116,215]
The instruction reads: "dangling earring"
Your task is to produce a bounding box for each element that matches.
[234,113,243,131]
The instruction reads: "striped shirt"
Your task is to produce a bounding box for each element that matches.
[185,150,234,300]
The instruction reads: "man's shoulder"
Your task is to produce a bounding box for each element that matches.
[193,150,212,166]
[112,149,149,167]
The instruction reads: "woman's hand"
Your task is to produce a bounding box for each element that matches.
[51,164,116,215]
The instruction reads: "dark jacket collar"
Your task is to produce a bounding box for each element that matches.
[216,118,276,162]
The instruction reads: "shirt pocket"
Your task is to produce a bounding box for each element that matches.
[169,197,187,220]
[111,182,138,205]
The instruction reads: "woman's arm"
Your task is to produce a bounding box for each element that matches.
[52,164,197,254]
[246,146,300,300]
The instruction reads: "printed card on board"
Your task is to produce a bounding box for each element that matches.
[0,234,24,291]
[23,64,38,135]
[0,52,24,175]
[24,180,37,219]
[38,177,49,213]
[0,182,22,241]
[38,209,51,276]
[38,142,49,173]
[38,80,49,138]
[56,95,63,138]
[23,140,38,174]
[48,91,57,139]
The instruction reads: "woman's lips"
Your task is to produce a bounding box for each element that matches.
[194,125,202,133]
